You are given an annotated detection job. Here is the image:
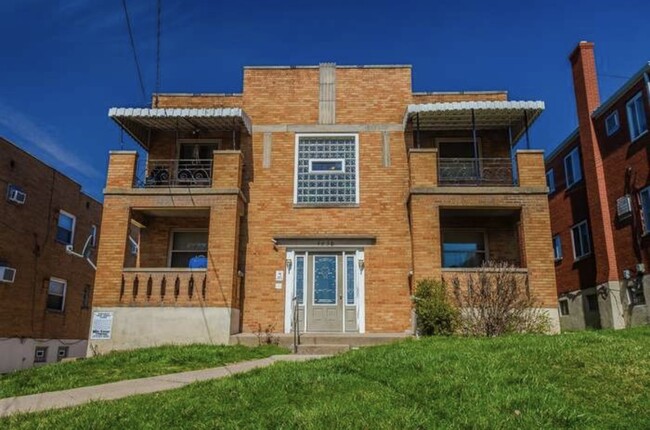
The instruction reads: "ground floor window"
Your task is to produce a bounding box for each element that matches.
[47,278,67,311]
[559,299,569,316]
[169,230,208,268]
[57,346,69,362]
[442,230,487,268]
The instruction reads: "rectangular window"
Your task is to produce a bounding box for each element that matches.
[605,110,620,136]
[34,346,48,363]
[626,92,648,141]
[90,225,97,247]
[57,346,69,362]
[82,285,91,309]
[169,231,208,268]
[639,186,650,234]
[313,255,337,305]
[56,211,76,245]
[546,169,555,194]
[442,231,487,268]
[627,284,646,306]
[571,220,591,260]
[295,255,304,305]
[564,147,583,188]
[295,135,358,205]
[47,278,67,311]
[346,255,356,305]
[559,299,569,316]
[553,235,562,261]
[585,294,599,312]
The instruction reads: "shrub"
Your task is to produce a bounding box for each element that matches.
[450,261,550,336]
[412,279,459,336]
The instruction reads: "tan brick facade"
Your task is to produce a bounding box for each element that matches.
[93,64,557,349]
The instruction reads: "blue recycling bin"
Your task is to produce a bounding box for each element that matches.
[188,255,207,269]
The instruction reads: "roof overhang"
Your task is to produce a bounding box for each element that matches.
[404,100,545,144]
[108,107,252,149]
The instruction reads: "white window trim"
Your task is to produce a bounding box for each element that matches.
[167,228,209,268]
[571,220,591,260]
[553,235,562,261]
[57,210,76,246]
[90,225,97,247]
[546,169,555,194]
[308,158,346,174]
[626,92,648,142]
[605,110,620,136]
[293,133,360,205]
[558,298,569,316]
[47,277,67,312]
[563,147,582,189]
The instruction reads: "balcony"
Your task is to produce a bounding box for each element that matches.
[121,268,207,305]
[137,159,213,188]
[438,157,514,186]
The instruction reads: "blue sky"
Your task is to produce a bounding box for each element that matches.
[1,0,648,200]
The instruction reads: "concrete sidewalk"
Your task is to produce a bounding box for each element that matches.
[0,354,328,417]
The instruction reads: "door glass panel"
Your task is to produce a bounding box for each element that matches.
[295,256,304,304]
[346,255,355,305]
[314,256,337,305]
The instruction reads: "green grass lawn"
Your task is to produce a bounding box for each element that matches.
[0,344,287,399]
[4,328,650,429]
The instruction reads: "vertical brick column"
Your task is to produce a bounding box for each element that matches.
[106,151,138,189]
[409,148,438,188]
[516,150,546,187]
[212,150,243,190]
[206,198,241,308]
[410,195,441,282]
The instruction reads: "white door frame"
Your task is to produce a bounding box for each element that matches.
[284,248,365,334]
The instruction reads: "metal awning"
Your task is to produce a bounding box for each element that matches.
[108,107,253,149]
[404,100,545,144]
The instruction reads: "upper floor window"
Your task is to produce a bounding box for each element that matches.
[564,147,582,189]
[605,110,620,136]
[571,220,591,260]
[294,134,358,205]
[626,92,648,141]
[47,278,67,311]
[552,235,562,261]
[56,211,76,245]
[546,169,555,194]
[639,186,650,234]
[90,225,98,247]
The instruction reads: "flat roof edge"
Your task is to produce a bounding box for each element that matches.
[591,61,650,118]
[413,90,508,96]
[153,93,243,97]
[244,64,412,70]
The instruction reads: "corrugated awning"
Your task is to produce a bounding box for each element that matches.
[108,107,252,149]
[404,100,545,144]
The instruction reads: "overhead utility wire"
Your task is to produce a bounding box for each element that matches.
[121,0,147,104]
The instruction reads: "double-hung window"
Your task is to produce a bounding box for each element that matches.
[626,92,648,141]
[169,230,208,268]
[605,111,620,136]
[56,211,76,245]
[294,134,359,205]
[47,278,67,311]
[90,225,98,247]
[552,235,562,261]
[571,220,591,260]
[564,147,582,188]
[639,186,650,234]
[546,169,556,194]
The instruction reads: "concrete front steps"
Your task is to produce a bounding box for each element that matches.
[230,333,411,355]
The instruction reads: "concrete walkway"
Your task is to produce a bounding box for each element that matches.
[0,354,328,418]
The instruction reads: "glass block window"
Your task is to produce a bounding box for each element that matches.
[295,135,358,204]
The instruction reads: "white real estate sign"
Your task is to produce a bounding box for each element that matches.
[90,311,114,340]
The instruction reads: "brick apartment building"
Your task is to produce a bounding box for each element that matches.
[91,63,558,352]
[546,42,650,330]
[0,137,102,373]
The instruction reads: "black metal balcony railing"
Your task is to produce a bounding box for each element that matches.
[438,158,514,186]
[137,159,213,188]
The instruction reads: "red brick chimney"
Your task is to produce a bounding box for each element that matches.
[569,41,619,283]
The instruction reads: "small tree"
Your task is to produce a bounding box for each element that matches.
[413,279,459,336]
[451,261,550,336]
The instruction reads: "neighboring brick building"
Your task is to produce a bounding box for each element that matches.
[91,63,557,352]
[0,137,102,373]
[546,41,650,330]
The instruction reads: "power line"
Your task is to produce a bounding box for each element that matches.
[121,0,147,104]
[598,73,631,81]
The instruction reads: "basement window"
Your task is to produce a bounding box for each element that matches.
[34,346,48,363]
[627,284,646,306]
[57,346,69,362]
[559,299,569,316]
